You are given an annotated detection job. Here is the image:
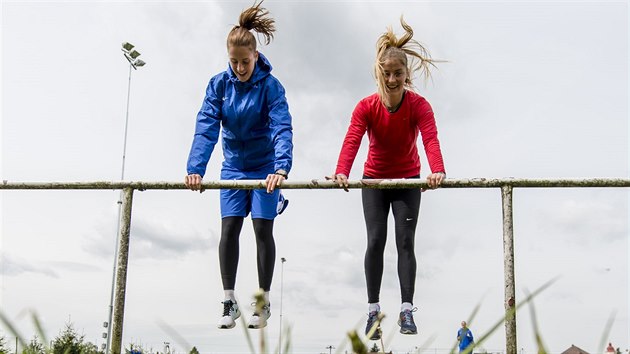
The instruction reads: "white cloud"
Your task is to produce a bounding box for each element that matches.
[1,253,59,278]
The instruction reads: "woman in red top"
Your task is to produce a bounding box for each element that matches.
[332,17,446,339]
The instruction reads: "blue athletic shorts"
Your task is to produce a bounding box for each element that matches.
[220,167,280,220]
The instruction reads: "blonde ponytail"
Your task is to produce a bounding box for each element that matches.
[374,17,438,103]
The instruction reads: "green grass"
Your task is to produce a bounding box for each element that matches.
[1,278,620,354]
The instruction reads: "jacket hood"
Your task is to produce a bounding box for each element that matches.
[227,52,272,85]
[187,50,293,177]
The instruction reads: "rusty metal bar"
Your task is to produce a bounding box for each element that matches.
[501,185,517,354]
[110,187,134,354]
[2,177,629,353]
[1,178,630,190]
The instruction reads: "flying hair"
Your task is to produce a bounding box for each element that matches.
[374,16,439,103]
[227,0,276,50]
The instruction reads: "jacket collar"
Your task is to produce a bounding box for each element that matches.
[227,52,272,87]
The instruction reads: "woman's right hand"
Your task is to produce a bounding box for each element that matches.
[185,174,203,192]
[326,173,349,192]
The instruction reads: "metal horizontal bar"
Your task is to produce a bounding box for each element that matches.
[1,178,629,190]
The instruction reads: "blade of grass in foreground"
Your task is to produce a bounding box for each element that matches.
[451,302,482,354]
[281,324,292,354]
[597,310,617,354]
[342,315,369,354]
[347,329,368,354]
[0,310,28,350]
[157,319,193,353]
[30,310,48,348]
[240,304,256,354]
[464,277,557,354]
[252,290,268,354]
[523,289,548,354]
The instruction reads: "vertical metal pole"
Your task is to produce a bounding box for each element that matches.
[111,187,134,354]
[120,63,133,182]
[278,257,286,354]
[106,61,133,354]
[501,185,517,354]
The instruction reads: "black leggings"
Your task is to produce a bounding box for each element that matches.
[219,217,276,292]
[362,184,421,304]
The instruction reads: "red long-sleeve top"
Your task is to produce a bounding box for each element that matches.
[335,91,445,179]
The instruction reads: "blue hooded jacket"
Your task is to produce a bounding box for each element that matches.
[187,52,293,177]
[457,327,474,351]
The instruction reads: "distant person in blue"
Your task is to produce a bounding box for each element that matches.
[185,0,293,330]
[457,321,475,353]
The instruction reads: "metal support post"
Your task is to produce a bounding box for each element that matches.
[110,187,135,354]
[501,185,517,354]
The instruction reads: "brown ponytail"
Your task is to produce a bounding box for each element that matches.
[227,0,276,50]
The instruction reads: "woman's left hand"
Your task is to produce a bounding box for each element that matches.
[265,173,285,193]
[425,172,446,190]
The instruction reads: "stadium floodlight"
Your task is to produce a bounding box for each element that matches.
[128,49,141,59]
[121,42,134,52]
[121,43,146,70]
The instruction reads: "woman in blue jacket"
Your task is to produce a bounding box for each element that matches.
[185,1,293,330]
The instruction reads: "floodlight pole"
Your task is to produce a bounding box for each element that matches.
[105,42,144,354]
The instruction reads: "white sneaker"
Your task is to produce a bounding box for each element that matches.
[217,300,240,329]
[247,303,271,329]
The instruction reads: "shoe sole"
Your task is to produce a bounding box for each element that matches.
[247,320,268,329]
[399,328,417,335]
[248,323,267,329]
[218,312,240,329]
[248,315,269,329]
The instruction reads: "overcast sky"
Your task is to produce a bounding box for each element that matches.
[1,1,628,354]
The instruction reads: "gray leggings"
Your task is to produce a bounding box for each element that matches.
[362,179,421,304]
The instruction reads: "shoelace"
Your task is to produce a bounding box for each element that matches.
[367,311,379,324]
[222,301,234,317]
[401,307,418,324]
